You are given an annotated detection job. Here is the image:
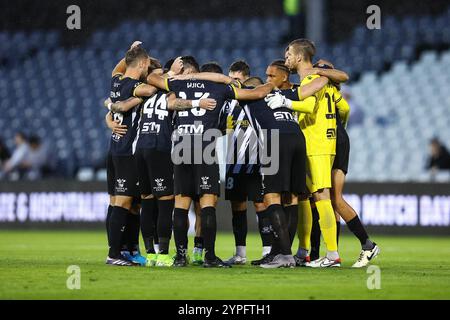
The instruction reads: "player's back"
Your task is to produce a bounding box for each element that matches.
[241,90,300,136]
[225,100,259,174]
[166,79,235,136]
[299,75,337,156]
[136,90,174,153]
[109,74,143,156]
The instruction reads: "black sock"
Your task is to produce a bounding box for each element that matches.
[201,206,217,260]
[173,208,189,256]
[232,210,247,247]
[310,206,321,261]
[141,198,157,253]
[284,204,298,246]
[194,236,203,249]
[257,209,272,247]
[126,214,141,254]
[153,205,159,246]
[157,199,174,254]
[108,206,129,258]
[346,216,369,245]
[106,205,113,247]
[336,221,341,246]
[267,204,291,255]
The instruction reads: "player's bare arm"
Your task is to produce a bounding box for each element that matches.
[233,82,275,100]
[170,72,241,87]
[133,83,159,97]
[112,58,126,77]
[105,111,127,137]
[298,77,329,100]
[166,92,217,111]
[104,97,142,113]
[315,68,349,83]
[311,59,349,83]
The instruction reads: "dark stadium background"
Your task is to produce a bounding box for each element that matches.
[0,0,449,235]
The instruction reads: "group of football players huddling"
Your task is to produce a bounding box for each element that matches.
[103,38,380,269]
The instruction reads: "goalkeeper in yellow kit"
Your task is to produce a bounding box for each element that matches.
[280,39,348,267]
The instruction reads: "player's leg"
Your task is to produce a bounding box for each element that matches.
[296,193,313,264]
[124,199,146,265]
[172,162,194,267]
[195,160,229,268]
[260,192,295,268]
[282,193,298,246]
[173,194,192,267]
[107,194,136,265]
[331,169,379,267]
[251,201,272,265]
[335,211,341,246]
[225,200,248,265]
[105,153,115,250]
[192,200,204,265]
[306,155,341,268]
[260,135,295,268]
[309,199,321,261]
[140,193,158,265]
[147,150,175,267]
[291,132,311,266]
[106,195,115,248]
[134,148,158,265]
[199,193,230,267]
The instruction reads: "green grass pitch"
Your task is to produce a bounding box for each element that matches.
[0,230,449,300]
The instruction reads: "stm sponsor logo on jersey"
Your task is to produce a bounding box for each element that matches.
[186,82,205,89]
[200,176,211,190]
[154,178,167,192]
[274,111,296,122]
[177,124,204,135]
[115,179,127,193]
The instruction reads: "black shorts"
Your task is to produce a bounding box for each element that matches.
[333,126,350,174]
[174,163,220,198]
[135,148,174,197]
[106,154,139,197]
[225,172,264,202]
[261,132,307,195]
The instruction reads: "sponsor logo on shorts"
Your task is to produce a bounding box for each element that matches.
[116,179,127,193]
[200,176,211,190]
[154,178,167,192]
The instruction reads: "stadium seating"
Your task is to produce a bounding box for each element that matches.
[1,6,449,181]
[346,49,450,182]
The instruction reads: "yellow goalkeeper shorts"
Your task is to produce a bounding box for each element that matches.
[306,155,335,193]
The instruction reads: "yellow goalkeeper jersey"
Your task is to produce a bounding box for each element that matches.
[299,75,337,156]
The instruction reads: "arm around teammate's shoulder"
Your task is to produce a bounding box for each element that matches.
[298,77,329,100]
[233,82,275,100]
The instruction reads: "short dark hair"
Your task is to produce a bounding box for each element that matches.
[164,58,175,72]
[181,56,200,73]
[125,46,149,67]
[288,38,316,62]
[243,76,263,87]
[269,59,290,74]
[229,60,250,77]
[200,62,223,74]
[28,135,41,146]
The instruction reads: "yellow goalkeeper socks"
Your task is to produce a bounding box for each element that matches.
[315,199,338,252]
[297,200,313,256]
